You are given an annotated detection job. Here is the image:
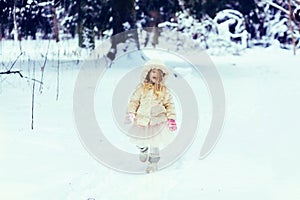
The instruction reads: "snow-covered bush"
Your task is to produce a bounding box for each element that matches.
[163,9,248,53]
[294,6,300,22]
[213,9,248,47]
[247,0,300,49]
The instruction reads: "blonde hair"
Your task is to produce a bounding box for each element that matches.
[143,69,166,99]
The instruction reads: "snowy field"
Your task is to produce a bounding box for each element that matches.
[1,39,300,200]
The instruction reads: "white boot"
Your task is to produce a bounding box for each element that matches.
[137,146,149,162]
[145,162,158,173]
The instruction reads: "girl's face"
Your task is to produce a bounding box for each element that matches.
[149,68,162,84]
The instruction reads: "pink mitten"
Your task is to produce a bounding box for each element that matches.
[125,113,136,124]
[168,119,177,131]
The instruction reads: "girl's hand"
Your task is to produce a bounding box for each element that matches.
[168,119,177,131]
[125,113,136,124]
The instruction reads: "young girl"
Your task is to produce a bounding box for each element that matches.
[125,60,177,173]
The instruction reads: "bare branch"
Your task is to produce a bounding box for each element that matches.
[23,76,43,85]
[56,47,60,101]
[31,62,36,130]
[7,52,23,71]
[0,70,23,77]
[265,0,289,15]
[39,39,51,93]
[0,70,43,85]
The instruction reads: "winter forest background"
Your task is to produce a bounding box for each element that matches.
[1,1,300,199]
[1,0,300,53]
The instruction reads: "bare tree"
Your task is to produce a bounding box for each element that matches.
[288,0,297,54]
[12,0,22,52]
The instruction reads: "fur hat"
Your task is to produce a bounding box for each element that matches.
[141,60,169,84]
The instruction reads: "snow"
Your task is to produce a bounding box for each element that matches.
[1,39,300,200]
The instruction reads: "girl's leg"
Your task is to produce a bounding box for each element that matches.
[146,147,160,173]
[137,146,149,162]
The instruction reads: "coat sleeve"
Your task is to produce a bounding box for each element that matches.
[127,84,142,114]
[163,89,176,120]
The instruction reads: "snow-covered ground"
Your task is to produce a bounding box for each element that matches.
[1,39,300,200]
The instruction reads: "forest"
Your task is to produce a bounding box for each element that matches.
[1,0,300,53]
[1,1,300,199]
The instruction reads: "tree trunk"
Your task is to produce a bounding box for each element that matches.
[13,0,21,41]
[288,0,296,55]
[0,23,2,41]
[77,0,84,47]
[52,6,60,43]
[107,0,139,60]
